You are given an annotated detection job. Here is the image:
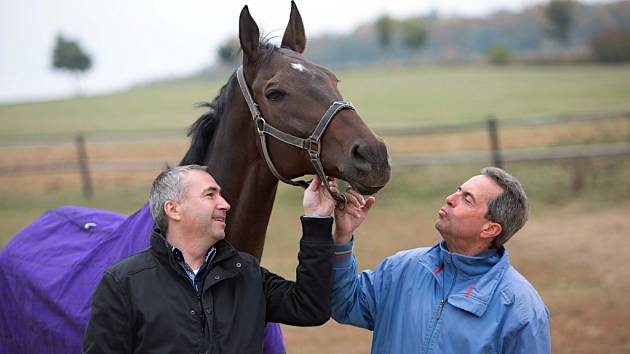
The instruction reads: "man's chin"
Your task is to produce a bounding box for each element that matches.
[434,220,446,234]
[209,230,226,241]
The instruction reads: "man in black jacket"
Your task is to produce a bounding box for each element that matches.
[83,164,341,353]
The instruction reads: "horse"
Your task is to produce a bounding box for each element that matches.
[0,2,391,353]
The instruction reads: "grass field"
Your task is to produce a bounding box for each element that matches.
[1,64,630,353]
[2,64,630,139]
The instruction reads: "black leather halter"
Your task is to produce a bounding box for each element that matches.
[236,65,353,209]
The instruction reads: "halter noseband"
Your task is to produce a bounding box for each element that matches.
[236,65,352,209]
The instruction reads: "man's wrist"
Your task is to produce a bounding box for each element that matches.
[303,214,330,218]
[333,233,353,246]
[302,212,332,219]
[333,236,354,266]
[303,208,332,217]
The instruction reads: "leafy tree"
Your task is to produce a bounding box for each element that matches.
[217,37,241,65]
[400,19,428,50]
[52,34,92,95]
[590,30,630,62]
[487,45,513,65]
[545,0,574,45]
[375,15,394,49]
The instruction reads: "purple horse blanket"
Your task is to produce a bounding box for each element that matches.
[0,204,284,354]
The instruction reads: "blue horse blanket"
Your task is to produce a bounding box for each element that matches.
[0,204,284,354]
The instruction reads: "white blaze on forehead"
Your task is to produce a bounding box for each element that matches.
[290,63,306,72]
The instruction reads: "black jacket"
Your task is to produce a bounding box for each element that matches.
[83,216,333,354]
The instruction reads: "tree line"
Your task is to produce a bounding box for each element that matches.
[216,0,630,66]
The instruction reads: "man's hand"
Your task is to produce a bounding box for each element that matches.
[303,175,337,217]
[333,189,375,245]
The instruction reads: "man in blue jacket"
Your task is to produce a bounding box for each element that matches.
[332,167,551,353]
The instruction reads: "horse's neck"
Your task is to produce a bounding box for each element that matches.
[205,95,279,260]
[220,164,279,260]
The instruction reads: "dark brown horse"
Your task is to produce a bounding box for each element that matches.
[0,3,390,353]
[182,2,391,259]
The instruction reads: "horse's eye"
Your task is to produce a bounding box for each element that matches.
[265,89,285,101]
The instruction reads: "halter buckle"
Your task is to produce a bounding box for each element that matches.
[255,116,266,134]
[306,137,321,158]
[335,193,347,211]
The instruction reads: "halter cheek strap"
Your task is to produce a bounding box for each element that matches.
[236,66,352,209]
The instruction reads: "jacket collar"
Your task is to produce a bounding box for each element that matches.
[150,227,241,272]
[419,241,510,317]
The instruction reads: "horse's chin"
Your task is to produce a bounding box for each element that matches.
[346,179,385,196]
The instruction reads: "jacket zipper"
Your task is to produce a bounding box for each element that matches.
[424,264,458,353]
[435,299,446,320]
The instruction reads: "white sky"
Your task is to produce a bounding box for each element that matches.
[0,0,613,103]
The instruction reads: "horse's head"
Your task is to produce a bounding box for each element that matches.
[237,2,391,195]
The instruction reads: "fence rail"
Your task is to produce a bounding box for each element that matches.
[3,142,628,176]
[1,109,629,197]
[393,142,630,166]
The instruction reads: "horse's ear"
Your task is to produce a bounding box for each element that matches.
[281,1,306,54]
[239,5,260,64]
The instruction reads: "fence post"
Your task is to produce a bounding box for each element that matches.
[75,133,93,198]
[487,116,503,169]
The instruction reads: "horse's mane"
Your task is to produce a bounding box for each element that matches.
[180,41,278,166]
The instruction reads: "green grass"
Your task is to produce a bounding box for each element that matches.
[2,64,630,139]
[338,64,630,123]
[0,80,219,139]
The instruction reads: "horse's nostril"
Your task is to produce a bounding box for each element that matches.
[350,141,372,171]
[351,142,364,159]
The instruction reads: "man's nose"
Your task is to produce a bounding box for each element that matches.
[445,193,457,207]
[219,197,231,211]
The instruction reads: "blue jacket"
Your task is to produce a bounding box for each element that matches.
[332,241,551,354]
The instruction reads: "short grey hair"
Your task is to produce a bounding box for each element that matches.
[481,167,529,248]
[149,164,210,234]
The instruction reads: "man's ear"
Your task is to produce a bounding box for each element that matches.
[164,200,182,222]
[480,221,502,240]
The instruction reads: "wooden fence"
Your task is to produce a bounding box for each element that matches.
[1,110,629,197]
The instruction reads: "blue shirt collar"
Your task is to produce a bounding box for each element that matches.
[171,245,216,296]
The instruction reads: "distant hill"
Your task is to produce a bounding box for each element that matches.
[304,0,630,66]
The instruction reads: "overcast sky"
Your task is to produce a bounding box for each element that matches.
[0,0,613,104]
